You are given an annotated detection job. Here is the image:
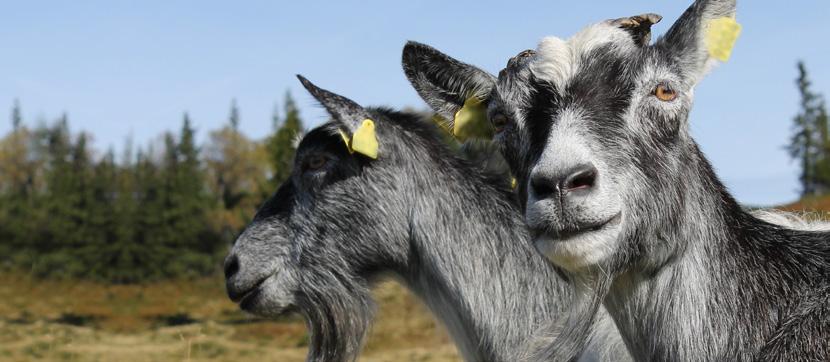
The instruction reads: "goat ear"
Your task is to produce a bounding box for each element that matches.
[657,0,739,82]
[402,41,496,121]
[609,13,662,46]
[296,75,371,134]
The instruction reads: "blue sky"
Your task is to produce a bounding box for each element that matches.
[1,1,829,206]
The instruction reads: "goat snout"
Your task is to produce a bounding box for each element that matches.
[530,163,598,200]
[224,254,240,280]
[224,253,252,302]
[223,252,267,303]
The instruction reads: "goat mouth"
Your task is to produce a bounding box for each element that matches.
[547,212,622,241]
[238,287,263,311]
[229,276,269,304]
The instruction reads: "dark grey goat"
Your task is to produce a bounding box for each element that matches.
[402,0,830,360]
[224,76,628,361]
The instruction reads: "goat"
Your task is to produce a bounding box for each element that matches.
[402,1,830,359]
[223,76,629,361]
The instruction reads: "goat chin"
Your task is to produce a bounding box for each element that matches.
[750,209,830,232]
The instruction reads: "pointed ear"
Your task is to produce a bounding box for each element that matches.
[609,13,662,46]
[296,75,371,134]
[657,0,738,82]
[401,41,496,121]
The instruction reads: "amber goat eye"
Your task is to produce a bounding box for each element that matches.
[492,114,509,133]
[306,155,327,171]
[655,82,678,102]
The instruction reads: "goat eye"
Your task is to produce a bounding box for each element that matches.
[492,114,509,133]
[305,154,327,171]
[654,82,678,102]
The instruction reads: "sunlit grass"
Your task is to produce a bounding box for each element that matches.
[0,274,460,361]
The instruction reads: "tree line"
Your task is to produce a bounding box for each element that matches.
[0,94,303,283]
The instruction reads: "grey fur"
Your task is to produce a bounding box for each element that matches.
[225,77,629,361]
[402,0,830,360]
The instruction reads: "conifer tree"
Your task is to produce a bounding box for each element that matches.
[65,133,96,277]
[80,148,117,279]
[266,91,304,187]
[169,114,220,276]
[0,100,27,267]
[11,99,21,131]
[229,98,240,131]
[789,61,830,196]
[131,146,167,281]
[33,117,74,276]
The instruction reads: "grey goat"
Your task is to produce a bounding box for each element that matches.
[402,0,830,360]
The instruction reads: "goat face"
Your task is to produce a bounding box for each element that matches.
[403,0,737,272]
[226,78,465,362]
[223,77,422,360]
[225,80,417,321]
[223,123,376,317]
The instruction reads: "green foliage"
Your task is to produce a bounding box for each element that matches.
[266,91,304,187]
[204,105,270,243]
[0,96,300,282]
[789,61,830,196]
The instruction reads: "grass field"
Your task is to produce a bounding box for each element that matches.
[0,274,460,362]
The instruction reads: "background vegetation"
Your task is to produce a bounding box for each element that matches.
[789,61,830,196]
[0,94,303,282]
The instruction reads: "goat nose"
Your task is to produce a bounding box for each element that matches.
[224,254,240,280]
[530,164,598,200]
[562,164,597,193]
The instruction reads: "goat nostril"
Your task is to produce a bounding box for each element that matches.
[563,166,597,192]
[224,256,240,279]
[531,177,556,199]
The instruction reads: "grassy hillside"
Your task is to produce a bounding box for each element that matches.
[0,274,460,361]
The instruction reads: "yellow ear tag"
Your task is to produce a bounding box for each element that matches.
[705,17,742,62]
[338,129,353,153]
[453,97,487,141]
[510,177,517,189]
[350,119,379,159]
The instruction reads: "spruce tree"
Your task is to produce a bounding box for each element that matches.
[789,61,830,196]
[229,99,240,131]
[266,91,304,187]
[1,100,29,238]
[131,146,168,282]
[0,101,26,267]
[35,117,79,277]
[66,133,96,277]
[79,148,117,279]
[169,114,220,276]
[177,115,206,256]
[104,141,139,282]
[11,99,21,131]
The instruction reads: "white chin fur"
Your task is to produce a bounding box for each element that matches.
[534,231,618,272]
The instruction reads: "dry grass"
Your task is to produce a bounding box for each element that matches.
[778,194,830,217]
[0,274,460,361]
